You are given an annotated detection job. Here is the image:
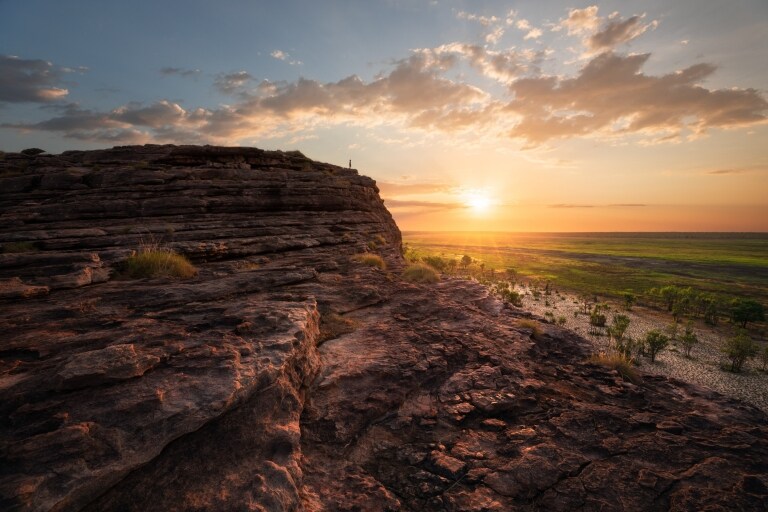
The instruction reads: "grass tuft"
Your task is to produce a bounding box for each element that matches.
[517,319,542,339]
[122,249,197,279]
[588,351,639,383]
[352,253,386,270]
[402,262,440,283]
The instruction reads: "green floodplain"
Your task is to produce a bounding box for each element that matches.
[402,232,768,304]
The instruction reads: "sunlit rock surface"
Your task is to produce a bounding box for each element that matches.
[1,145,766,511]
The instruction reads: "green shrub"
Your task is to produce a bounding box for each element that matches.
[2,241,37,253]
[723,331,758,372]
[644,330,669,363]
[351,253,386,270]
[402,262,439,283]
[557,315,567,326]
[680,323,698,357]
[422,255,448,272]
[590,311,607,328]
[608,314,630,341]
[122,249,197,279]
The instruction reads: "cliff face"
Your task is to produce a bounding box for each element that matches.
[1,146,766,512]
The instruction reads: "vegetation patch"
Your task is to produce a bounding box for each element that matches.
[352,253,386,270]
[517,319,541,339]
[121,249,197,279]
[402,262,440,284]
[1,241,38,253]
[589,352,639,383]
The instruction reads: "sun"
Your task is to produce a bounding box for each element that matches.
[463,190,494,213]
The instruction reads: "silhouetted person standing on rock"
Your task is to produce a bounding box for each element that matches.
[349,159,352,169]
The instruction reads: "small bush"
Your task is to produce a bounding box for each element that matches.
[589,311,607,328]
[402,262,440,283]
[422,255,448,272]
[644,330,669,363]
[122,249,197,279]
[680,323,698,357]
[557,315,567,326]
[589,352,639,383]
[2,241,37,253]
[723,331,758,372]
[352,253,386,270]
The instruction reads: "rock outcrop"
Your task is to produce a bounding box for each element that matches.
[1,145,766,511]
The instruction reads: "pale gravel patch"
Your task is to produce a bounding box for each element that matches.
[515,287,768,413]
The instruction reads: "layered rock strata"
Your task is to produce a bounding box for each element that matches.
[0,145,766,511]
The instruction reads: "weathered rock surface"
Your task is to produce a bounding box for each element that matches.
[1,145,766,511]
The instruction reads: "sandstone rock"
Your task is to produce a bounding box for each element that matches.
[1,145,766,512]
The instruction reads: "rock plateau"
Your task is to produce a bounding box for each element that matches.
[0,145,766,511]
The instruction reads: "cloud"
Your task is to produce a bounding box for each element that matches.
[4,54,488,143]
[5,28,766,149]
[428,43,543,83]
[524,28,542,40]
[549,203,646,208]
[557,6,656,54]
[507,52,768,145]
[588,15,657,52]
[160,67,201,78]
[456,11,499,27]
[377,181,453,196]
[559,6,601,35]
[214,71,254,95]
[271,49,303,66]
[705,166,766,175]
[0,55,70,103]
[485,26,505,44]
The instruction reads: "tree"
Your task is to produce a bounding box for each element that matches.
[460,254,472,269]
[644,330,669,363]
[679,322,698,357]
[729,299,765,328]
[20,147,45,156]
[723,331,758,372]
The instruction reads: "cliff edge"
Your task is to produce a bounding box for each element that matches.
[0,145,766,511]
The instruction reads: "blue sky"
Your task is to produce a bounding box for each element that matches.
[1,1,767,230]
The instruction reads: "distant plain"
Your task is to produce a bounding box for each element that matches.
[402,232,768,303]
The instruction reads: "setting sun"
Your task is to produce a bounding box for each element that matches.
[463,190,494,214]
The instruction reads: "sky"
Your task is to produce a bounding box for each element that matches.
[1,0,767,232]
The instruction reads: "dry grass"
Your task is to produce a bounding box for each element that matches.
[588,351,639,383]
[352,253,387,270]
[121,249,197,279]
[517,319,542,339]
[402,262,440,284]
[319,312,357,343]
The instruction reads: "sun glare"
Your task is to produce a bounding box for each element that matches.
[463,190,494,213]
